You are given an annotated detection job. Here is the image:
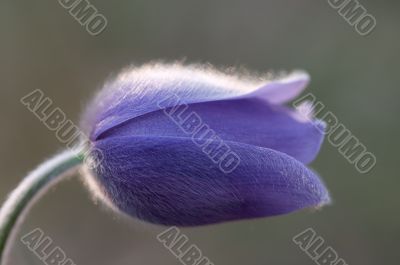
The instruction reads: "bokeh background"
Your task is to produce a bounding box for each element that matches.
[1,0,399,264]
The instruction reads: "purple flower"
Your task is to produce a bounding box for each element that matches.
[81,63,330,226]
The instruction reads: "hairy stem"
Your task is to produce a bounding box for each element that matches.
[0,150,83,264]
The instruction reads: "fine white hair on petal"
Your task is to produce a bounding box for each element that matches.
[81,62,310,138]
[291,100,316,123]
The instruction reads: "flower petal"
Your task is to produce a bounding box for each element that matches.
[99,98,325,164]
[89,136,330,226]
[81,63,310,140]
[247,71,309,104]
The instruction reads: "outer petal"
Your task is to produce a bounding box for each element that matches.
[99,98,325,164]
[81,63,309,140]
[89,136,330,226]
[247,71,309,104]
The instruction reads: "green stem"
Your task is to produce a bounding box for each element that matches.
[0,150,84,264]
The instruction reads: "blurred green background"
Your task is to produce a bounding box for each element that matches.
[0,0,399,264]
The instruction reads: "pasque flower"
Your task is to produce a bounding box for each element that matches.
[80,63,330,226]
